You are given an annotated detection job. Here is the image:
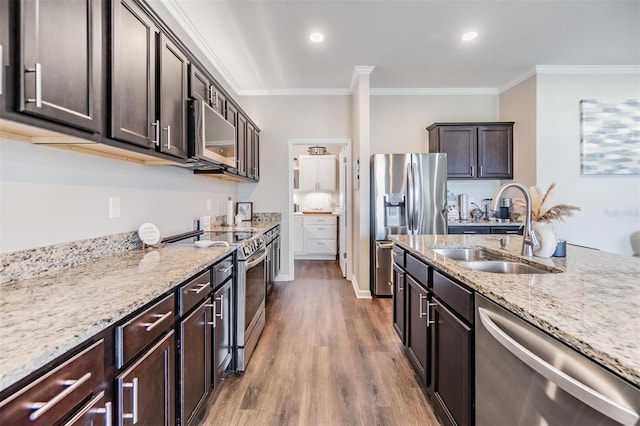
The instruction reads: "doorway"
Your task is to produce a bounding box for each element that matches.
[288,139,352,281]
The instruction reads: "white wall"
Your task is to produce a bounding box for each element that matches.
[535,73,640,255]
[0,138,238,253]
[370,94,500,154]
[235,95,352,279]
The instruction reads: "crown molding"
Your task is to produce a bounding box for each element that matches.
[350,66,376,92]
[499,67,537,94]
[535,65,640,74]
[237,88,352,96]
[371,87,499,96]
[157,0,241,95]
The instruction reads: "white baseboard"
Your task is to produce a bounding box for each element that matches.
[350,275,372,299]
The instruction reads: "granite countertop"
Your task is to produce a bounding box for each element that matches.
[0,220,281,393]
[389,234,640,387]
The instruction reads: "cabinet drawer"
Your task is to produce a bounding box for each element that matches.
[433,270,473,323]
[116,293,175,368]
[0,340,104,426]
[305,239,337,254]
[303,215,336,225]
[213,256,234,289]
[406,254,429,286]
[490,226,523,235]
[448,226,491,235]
[392,245,405,268]
[305,224,336,239]
[179,269,211,316]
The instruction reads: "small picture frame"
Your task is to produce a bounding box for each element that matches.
[236,202,253,221]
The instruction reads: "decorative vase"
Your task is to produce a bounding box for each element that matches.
[533,221,557,258]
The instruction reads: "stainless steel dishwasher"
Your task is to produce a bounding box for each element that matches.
[475,294,640,426]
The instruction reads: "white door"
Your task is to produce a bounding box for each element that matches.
[338,149,348,277]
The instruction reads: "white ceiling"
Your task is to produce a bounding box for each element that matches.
[156,0,640,95]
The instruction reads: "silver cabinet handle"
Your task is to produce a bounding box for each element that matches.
[121,377,139,424]
[163,124,171,149]
[418,294,427,318]
[189,283,210,294]
[470,165,475,176]
[205,303,216,327]
[92,401,112,426]
[216,296,223,319]
[214,91,219,108]
[142,311,172,332]
[478,307,639,426]
[426,300,436,326]
[0,44,3,96]
[63,392,111,426]
[463,231,476,234]
[25,62,42,108]
[479,165,483,176]
[207,84,213,104]
[29,372,92,420]
[216,264,233,273]
[151,120,160,146]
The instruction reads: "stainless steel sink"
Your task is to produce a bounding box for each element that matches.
[432,248,504,262]
[458,261,554,274]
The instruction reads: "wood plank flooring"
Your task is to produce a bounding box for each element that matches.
[197,260,440,426]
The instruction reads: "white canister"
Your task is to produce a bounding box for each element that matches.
[533,222,557,258]
[458,194,469,220]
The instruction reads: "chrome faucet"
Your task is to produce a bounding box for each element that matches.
[490,183,540,256]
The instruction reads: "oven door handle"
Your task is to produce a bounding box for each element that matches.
[246,249,267,270]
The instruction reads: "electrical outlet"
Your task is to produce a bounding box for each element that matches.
[109,197,120,218]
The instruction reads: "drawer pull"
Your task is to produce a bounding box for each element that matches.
[216,296,224,320]
[504,230,519,234]
[216,263,233,273]
[122,377,139,424]
[142,311,172,332]
[189,283,210,294]
[90,401,112,426]
[418,294,427,319]
[205,303,217,327]
[28,372,92,421]
[463,231,476,234]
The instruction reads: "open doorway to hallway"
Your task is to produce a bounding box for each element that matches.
[288,139,352,282]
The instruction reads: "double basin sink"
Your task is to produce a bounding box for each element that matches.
[432,248,559,275]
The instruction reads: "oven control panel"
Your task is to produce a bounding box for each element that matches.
[242,236,265,258]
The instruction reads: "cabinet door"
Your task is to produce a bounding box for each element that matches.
[406,275,430,385]
[20,0,101,132]
[236,114,247,176]
[213,281,233,387]
[431,300,472,426]
[159,34,188,159]
[63,392,111,426]
[179,302,211,425]
[298,156,317,190]
[392,263,406,343]
[253,131,260,181]
[294,217,304,253]
[188,63,210,104]
[211,84,226,117]
[117,331,175,426]
[316,155,336,190]
[247,122,256,180]
[437,127,476,179]
[477,125,513,179]
[111,0,157,148]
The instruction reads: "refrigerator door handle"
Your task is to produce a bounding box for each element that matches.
[406,164,413,231]
[412,161,420,233]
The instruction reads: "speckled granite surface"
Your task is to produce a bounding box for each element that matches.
[0,220,281,392]
[390,234,640,387]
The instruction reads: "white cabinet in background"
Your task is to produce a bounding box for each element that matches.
[295,215,337,260]
[298,155,336,191]
[294,216,304,253]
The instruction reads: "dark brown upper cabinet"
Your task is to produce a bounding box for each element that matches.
[236,113,247,177]
[188,63,226,117]
[427,122,514,180]
[247,122,257,180]
[19,0,101,132]
[158,34,188,159]
[111,0,157,149]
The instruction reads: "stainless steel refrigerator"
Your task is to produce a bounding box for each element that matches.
[370,153,448,296]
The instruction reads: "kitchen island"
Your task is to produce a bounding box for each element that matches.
[390,234,640,387]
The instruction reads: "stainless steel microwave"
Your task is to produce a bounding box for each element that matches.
[188,99,237,169]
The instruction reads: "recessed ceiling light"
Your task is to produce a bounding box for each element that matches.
[462,31,478,41]
[310,32,324,43]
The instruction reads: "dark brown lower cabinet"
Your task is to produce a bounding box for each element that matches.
[213,279,233,386]
[392,263,406,343]
[117,331,175,426]
[406,274,431,386]
[64,391,111,426]
[431,299,473,426]
[179,300,212,425]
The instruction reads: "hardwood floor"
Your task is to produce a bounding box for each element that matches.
[198,260,440,426]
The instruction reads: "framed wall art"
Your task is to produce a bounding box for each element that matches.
[580,99,640,175]
[236,202,253,221]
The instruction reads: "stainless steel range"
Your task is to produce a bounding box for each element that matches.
[163,229,267,372]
